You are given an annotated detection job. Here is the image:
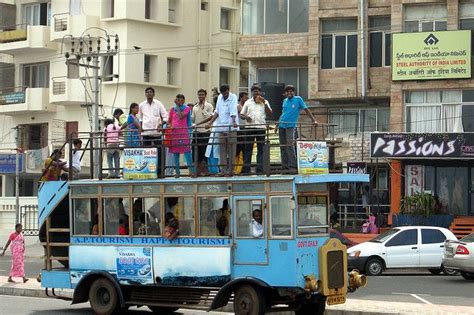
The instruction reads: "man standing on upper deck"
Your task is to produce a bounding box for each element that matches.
[201,84,239,176]
[276,85,318,173]
[192,89,214,176]
[241,85,272,174]
[138,87,169,175]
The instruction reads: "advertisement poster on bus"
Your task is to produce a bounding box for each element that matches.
[392,30,471,81]
[296,141,329,174]
[116,247,153,284]
[123,148,157,179]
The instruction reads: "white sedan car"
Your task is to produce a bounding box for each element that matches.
[347,226,457,276]
[442,233,474,280]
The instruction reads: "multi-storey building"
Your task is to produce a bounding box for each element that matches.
[239,0,474,229]
[0,0,240,235]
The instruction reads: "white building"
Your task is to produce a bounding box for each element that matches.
[0,0,240,234]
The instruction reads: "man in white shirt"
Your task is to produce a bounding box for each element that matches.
[202,84,239,176]
[192,89,214,175]
[250,209,263,238]
[71,139,82,179]
[138,87,169,175]
[241,85,272,174]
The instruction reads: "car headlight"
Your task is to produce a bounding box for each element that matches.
[348,250,361,257]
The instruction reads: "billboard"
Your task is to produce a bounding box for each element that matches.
[296,141,329,174]
[123,148,158,179]
[392,30,471,81]
[370,133,474,158]
[0,153,24,173]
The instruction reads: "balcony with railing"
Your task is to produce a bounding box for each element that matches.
[51,13,101,41]
[0,23,57,53]
[0,86,55,115]
[50,76,86,105]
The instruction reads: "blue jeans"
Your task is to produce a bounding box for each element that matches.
[173,151,195,175]
[106,145,121,177]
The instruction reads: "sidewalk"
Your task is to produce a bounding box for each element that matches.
[0,276,473,314]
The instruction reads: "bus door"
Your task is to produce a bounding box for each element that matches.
[232,196,268,265]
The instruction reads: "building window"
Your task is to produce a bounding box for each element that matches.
[404,4,447,32]
[221,8,231,30]
[167,58,178,85]
[405,90,466,132]
[321,19,358,69]
[256,67,308,99]
[145,0,152,19]
[102,56,113,82]
[144,55,151,82]
[200,63,207,72]
[219,67,230,86]
[18,123,48,150]
[242,0,308,35]
[23,2,50,27]
[369,16,391,67]
[168,0,176,23]
[22,62,49,88]
[460,1,474,61]
[102,0,114,18]
[329,108,389,135]
[201,1,208,11]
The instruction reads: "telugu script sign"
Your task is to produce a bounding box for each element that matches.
[370,133,474,158]
[392,30,471,81]
[296,141,329,174]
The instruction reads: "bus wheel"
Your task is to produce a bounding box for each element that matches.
[89,278,119,315]
[234,285,265,315]
[147,306,179,314]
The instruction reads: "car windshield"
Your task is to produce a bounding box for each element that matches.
[369,228,400,243]
[461,233,474,243]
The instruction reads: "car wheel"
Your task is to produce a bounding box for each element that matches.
[89,278,119,315]
[365,258,383,276]
[428,268,442,275]
[442,266,459,276]
[234,285,265,315]
[461,272,474,280]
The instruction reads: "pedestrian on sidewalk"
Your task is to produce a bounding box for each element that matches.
[1,223,28,283]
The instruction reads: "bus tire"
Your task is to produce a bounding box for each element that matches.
[234,285,265,315]
[147,306,179,314]
[89,278,119,315]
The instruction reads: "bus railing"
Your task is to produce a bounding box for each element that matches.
[40,121,338,181]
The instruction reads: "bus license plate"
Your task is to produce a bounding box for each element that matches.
[327,294,346,305]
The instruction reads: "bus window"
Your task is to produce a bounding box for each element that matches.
[132,198,160,235]
[297,195,328,236]
[236,199,263,238]
[270,196,292,238]
[165,197,195,236]
[103,198,123,235]
[199,197,230,237]
[73,199,98,235]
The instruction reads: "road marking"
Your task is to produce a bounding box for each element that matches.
[392,292,433,305]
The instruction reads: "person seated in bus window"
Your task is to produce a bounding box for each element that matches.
[137,212,150,235]
[91,214,99,235]
[164,212,179,240]
[250,209,263,238]
[216,199,230,236]
[118,215,129,235]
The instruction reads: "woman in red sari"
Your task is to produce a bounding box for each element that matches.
[1,224,28,283]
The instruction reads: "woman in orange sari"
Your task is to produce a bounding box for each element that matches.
[1,224,28,283]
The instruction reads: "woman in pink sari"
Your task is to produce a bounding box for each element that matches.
[1,224,28,283]
[168,94,196,177]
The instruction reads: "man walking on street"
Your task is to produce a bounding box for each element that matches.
[201,84,239,176]
[192,89,214,175]
[241,85,272,174]
[138,87,169,175]
[277,85,318,173]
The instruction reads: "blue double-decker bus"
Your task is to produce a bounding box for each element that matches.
[38,130,367,315]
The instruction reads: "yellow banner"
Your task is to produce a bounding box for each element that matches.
[392,30,471,81]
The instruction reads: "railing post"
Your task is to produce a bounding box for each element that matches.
[89,132,94,179]
[264,125,271,177]
[98,132,103,180]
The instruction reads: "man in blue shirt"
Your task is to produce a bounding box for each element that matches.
[276,85,318,172]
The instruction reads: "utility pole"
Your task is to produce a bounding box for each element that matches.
[62,32,119,178]
[14,126,20,224]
